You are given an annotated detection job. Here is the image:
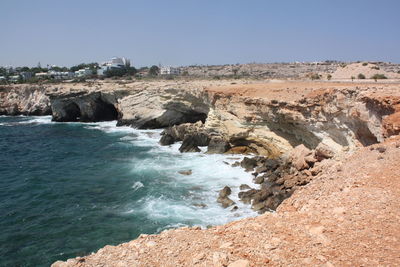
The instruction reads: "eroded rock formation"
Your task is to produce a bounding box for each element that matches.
[0,85,51,115]
[49,91,120,122]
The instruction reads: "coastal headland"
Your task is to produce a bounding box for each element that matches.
[1,78,400,266]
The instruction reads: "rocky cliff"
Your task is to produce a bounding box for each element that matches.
[0,85,51,115]
[2,81,398,153]
[2,80,399,167]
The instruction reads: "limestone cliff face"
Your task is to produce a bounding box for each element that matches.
[116,87,209,129]
[1,81,398,158]
[0,85,51,115]
[202,83,400,157]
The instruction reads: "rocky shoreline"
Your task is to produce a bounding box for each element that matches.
[1,80,399,213]
[1,79,400,266]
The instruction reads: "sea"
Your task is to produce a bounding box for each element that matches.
[0,115,256,266]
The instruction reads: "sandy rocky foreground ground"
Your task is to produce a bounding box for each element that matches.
[52,116,400,265]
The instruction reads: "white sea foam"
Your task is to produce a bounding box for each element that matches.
[24,118,258,228]
[132,181,144,191]
[25,116,53,124]
[110,128,259,227]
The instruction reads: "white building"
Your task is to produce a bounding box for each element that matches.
[10,75,21,82]
[75,68,92,77]
[97,57,131,76]
[160,66,180,75]
[101,57,129,68]
[48,71,74,79]
[35,72,50,79]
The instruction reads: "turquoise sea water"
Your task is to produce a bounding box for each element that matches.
[0,116,255,267]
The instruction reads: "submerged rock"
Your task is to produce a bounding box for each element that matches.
[178,170,192,175]
[217,186,235,208]
[219,186,232,198]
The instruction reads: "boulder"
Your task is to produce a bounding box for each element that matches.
[252,201,266,211]
[315,143,335,161]
[217,196,235,208]
[239,184,252,191]
[254,175,264,184]
[191,132,211,147]
[219,186,232,198]
[252,188,272,205]
[179,136,201,152]
[289,144,313,171]
[264,159,280,170]
[238,189,258,204]
[207,137,230,154]
[178,170,192,175]
[240,157,258,171]
[159,134,175,146]
[255,166,268,174]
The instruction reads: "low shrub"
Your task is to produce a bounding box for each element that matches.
[358,73,366,79]
[371,74,387,81]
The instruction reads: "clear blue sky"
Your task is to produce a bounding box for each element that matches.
[1,0,399,67]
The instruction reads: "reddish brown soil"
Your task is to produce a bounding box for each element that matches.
[206,81,400,102]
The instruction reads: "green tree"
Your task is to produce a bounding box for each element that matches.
[149,65,160,76]
[126,66,137,76]
[104,68,127,78]
[358,73,366,79]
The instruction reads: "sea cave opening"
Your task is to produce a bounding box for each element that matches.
[63,102,81,122]
[92,99,119,122]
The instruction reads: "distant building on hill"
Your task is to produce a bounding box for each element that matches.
[10,75,21,82]
[160,66,180,75]
[75,68,92,78]
[35,72,50,79]
[48,71,74,79]
[97,57,131,76]
[20,72,33,80]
